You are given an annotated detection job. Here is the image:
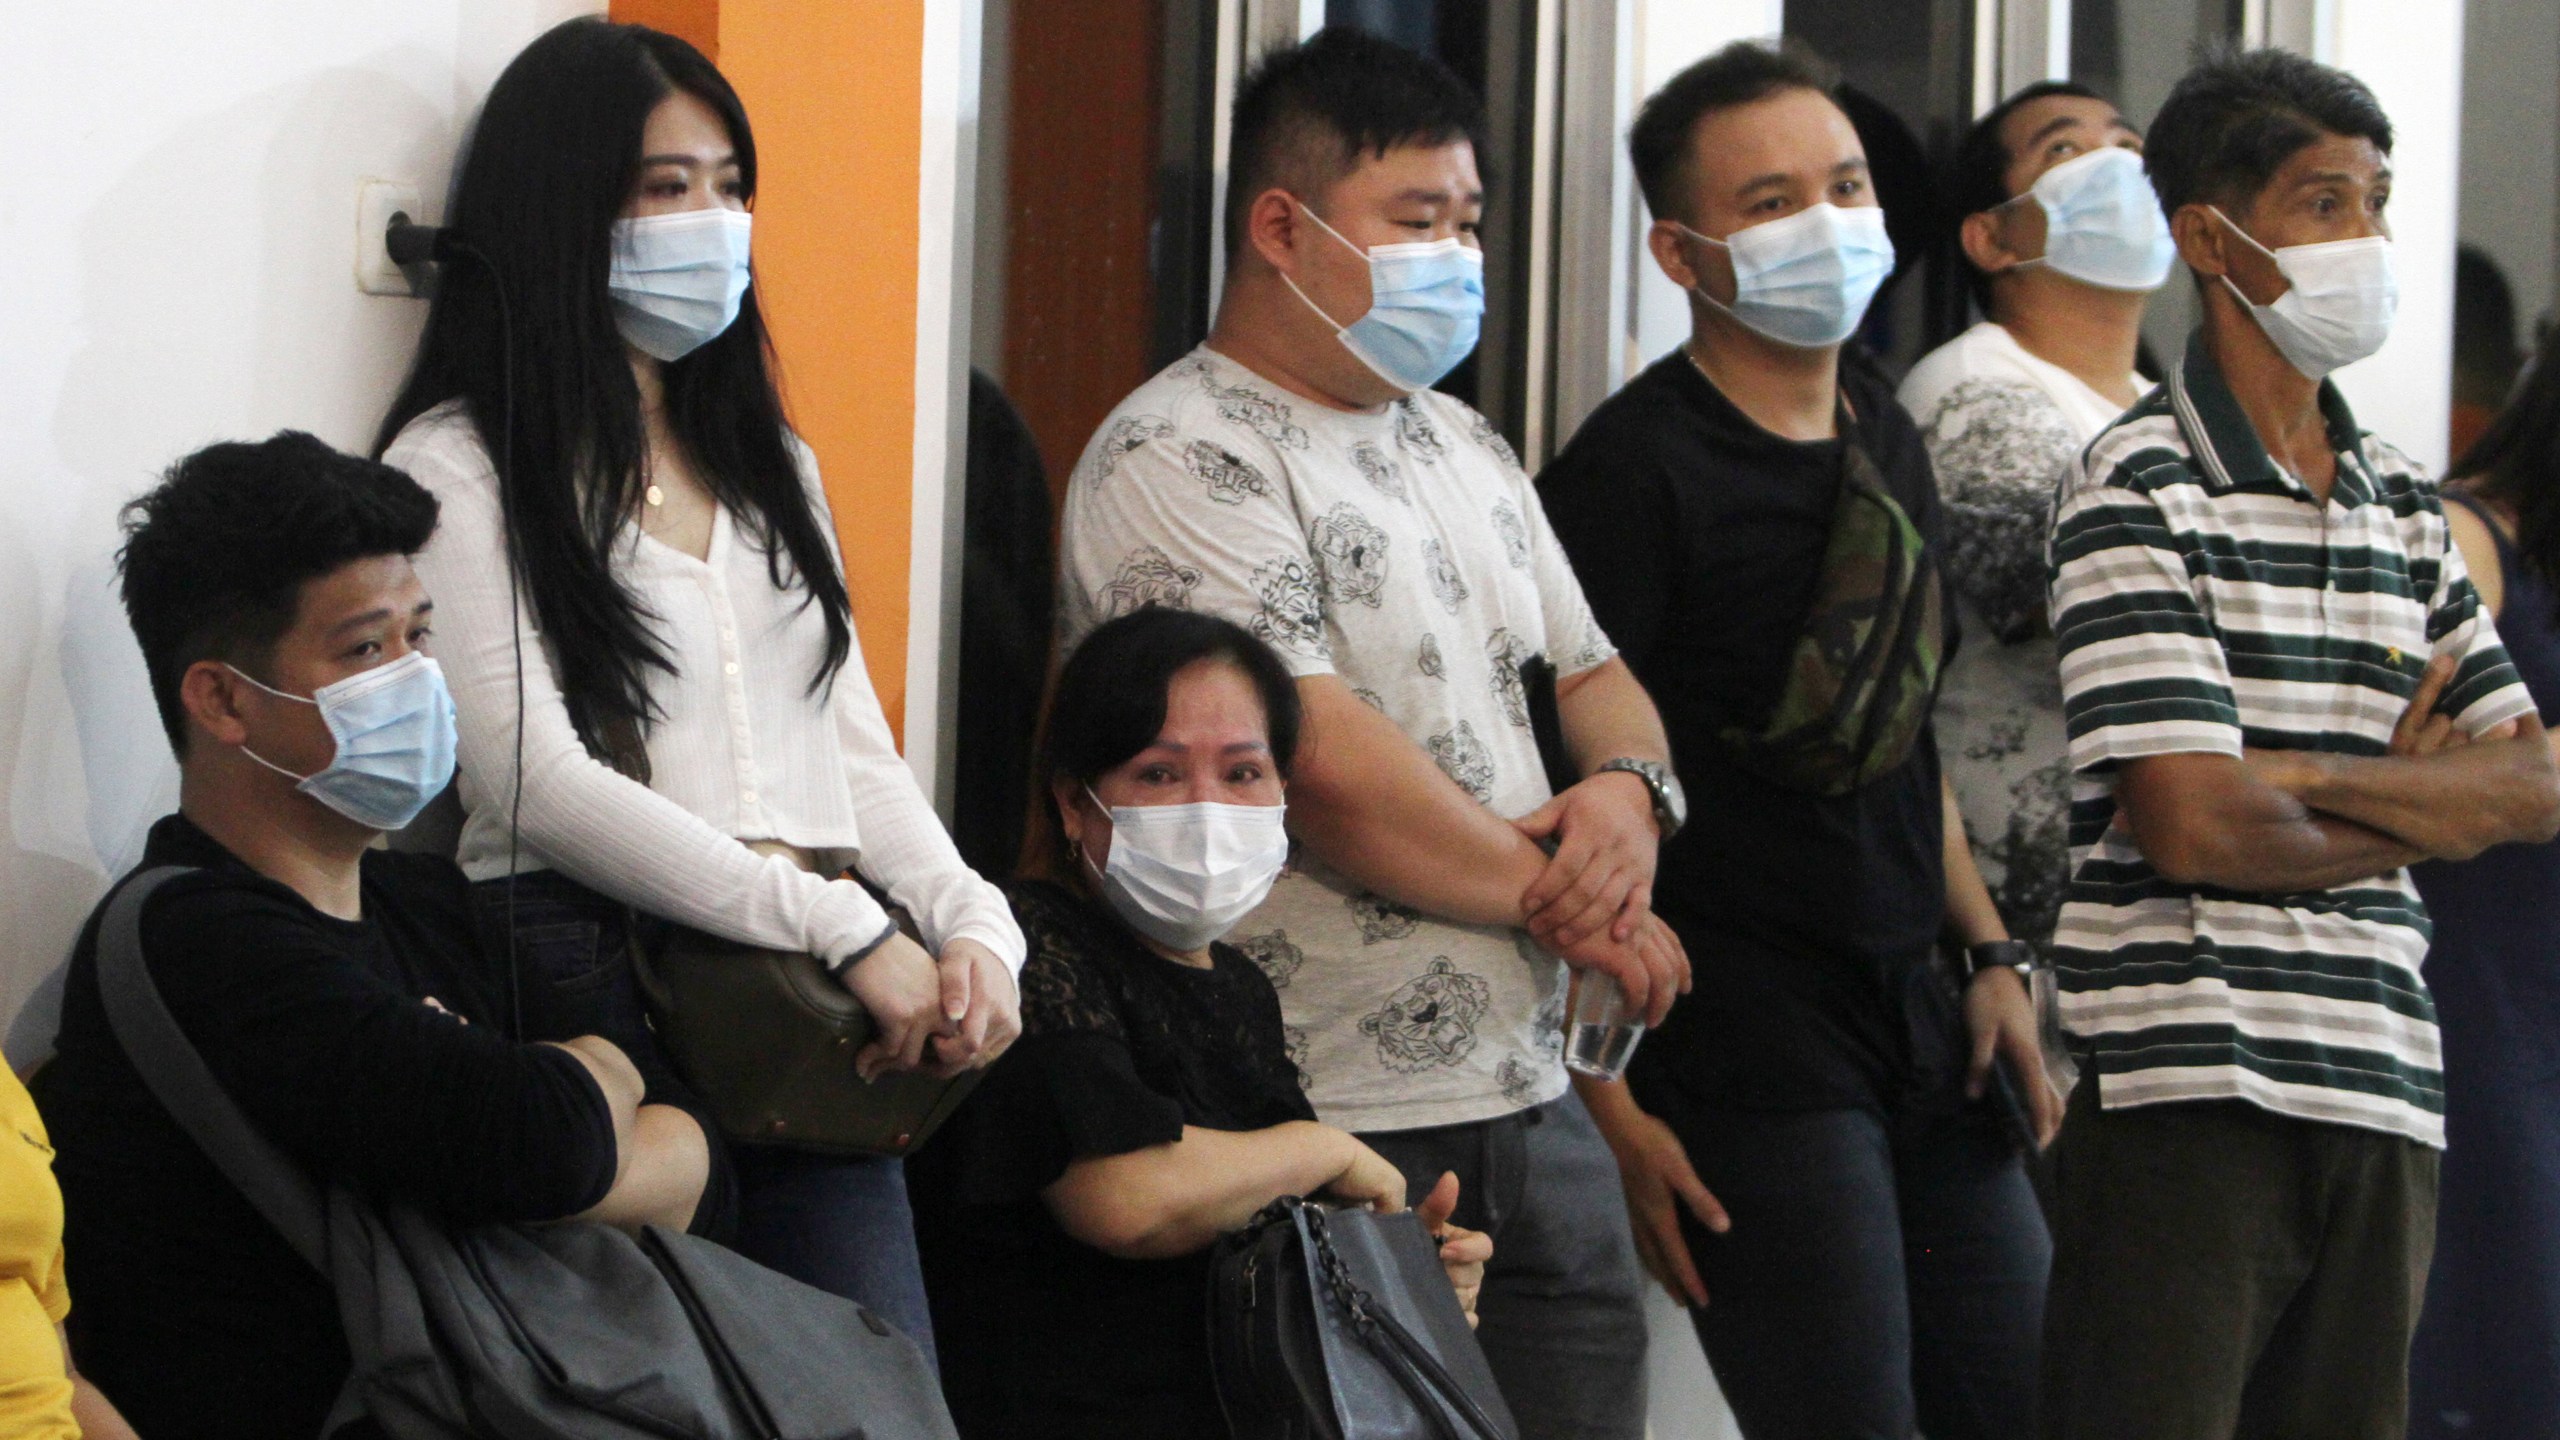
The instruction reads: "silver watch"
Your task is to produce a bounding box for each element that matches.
[1596,757,1686,840]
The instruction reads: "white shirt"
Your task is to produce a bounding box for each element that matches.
[389,402,1023,974]
[1056,347,1615,1132]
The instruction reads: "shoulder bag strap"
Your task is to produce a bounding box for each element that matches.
[95,866,331,1273]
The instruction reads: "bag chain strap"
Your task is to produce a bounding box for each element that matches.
[1297,1202,1506,1440]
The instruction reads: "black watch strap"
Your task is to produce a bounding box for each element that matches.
[1963,940,2036,980]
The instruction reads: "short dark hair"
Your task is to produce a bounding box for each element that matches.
[1224,25,1487,260]
[1949,80,2106,306]
[2145,47,2392,219]
[1629,39,1839,225]
[118,432,440,754]
[1030,609,1303,878]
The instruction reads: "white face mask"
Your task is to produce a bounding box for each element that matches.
[2004,146,2175,292]
[1084,790,1290,953]
[1677,203,1896,349]
[2208,206,2397,379]
[608,208,753,362]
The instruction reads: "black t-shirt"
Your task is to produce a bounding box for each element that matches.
[911,880,1315,1440]
[1536,349,1955,1113]
[34,816,628,1440]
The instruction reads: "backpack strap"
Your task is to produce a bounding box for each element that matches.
[95,866,331,1273]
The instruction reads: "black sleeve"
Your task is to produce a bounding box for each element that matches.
[935,1031,1188,1207]
[141,878,619,1226]
[1535,406,1682,670]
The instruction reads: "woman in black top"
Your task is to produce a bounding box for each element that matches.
[912,609,1488,1440]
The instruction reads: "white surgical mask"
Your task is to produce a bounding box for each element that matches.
[608,208,754,362]
[1678,203,1896,349]
[1281,203,1486,394]
[232,652,460,832]
[2208,206,2397,379]
[1084,790,1290,953]
[2004,147,2175,292]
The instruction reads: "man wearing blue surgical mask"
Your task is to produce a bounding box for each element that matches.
[1901,84,2165,986]
[1538,41,2055,1440]
[35,434,727,1438]
[1056,28,1681,1440]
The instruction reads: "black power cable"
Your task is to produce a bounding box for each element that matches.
[386,214,528,1041]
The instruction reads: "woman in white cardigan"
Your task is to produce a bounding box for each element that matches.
[374,17,1021,1359]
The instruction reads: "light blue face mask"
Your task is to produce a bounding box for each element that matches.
[1282,202,1485,394]
[1678,203,1896,349]
[233,652,459,832]
[2002,146,2175,292]
[608,208,754,362]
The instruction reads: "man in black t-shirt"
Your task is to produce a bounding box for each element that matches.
[1535,44,2060,1440]
[34,433,725,1440]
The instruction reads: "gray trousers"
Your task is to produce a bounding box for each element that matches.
[1359,1090,1650,1440]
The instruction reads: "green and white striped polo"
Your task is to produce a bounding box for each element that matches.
[2045,331,2533,1147]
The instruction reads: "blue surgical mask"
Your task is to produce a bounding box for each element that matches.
[1282,203,1485,394]
[233,652,459,832]
[2004,147,2174,293]
[1677,203,1896,349]
[608,208,753,362]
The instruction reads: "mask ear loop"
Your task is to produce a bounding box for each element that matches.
[221,664,324,785]
[1275,198,1373,335]
[1669,222,1760,332]
[2202,205,2285,314]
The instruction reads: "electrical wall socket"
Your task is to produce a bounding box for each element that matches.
[356,179,424,296]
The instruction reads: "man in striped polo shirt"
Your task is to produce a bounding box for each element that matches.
[2040,51,2560,1440]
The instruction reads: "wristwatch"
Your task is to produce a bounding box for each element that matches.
[1596,757,1687,840]
[1963,940,2036,983]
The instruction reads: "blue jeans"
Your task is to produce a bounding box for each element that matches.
[734,1147,938,1372]
[1658,1095,2049,1440]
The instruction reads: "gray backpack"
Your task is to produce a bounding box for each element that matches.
[96,866,960,1440]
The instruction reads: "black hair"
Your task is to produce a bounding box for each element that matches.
[1224,25,1487,261]
[1628,39,1839,225]
[2144,47,2392,220]
[2455,344,2560,604]
[1949,80,2107,307]
[118,432,440,755]
[1029,609,1303,879]
[374,16,852,753]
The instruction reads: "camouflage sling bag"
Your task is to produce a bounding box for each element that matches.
[1718,404,1945,796]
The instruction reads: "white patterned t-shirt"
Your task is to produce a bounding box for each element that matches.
[1056,345,1616,1132]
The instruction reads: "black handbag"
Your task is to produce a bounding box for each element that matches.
[1209,1196,1519,1440]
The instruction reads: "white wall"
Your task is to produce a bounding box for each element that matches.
[2458,0,2559,340]
[0,0,599,1064]
[1626,0,1788,374]
[2325,0,2465,474]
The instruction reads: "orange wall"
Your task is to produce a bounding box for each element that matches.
[611,0,922,740]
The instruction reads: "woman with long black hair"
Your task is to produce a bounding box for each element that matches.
[2407,343,2560,1440]
[377,16,1022,1359]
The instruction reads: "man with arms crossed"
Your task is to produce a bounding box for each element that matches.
[37,434,720,1440]
[2041,50,2560,1438]
[1538,43,2057,1440]
[1055,29,1681,1439]
[1902,80,2170,957]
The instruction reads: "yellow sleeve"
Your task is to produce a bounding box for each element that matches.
[38,1244,66,1326]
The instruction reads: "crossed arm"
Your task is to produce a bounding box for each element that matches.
[2118,657,2560,892]
[1283,660,1690,1022]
